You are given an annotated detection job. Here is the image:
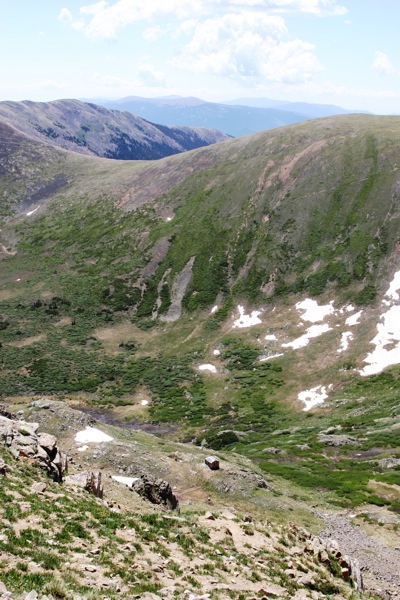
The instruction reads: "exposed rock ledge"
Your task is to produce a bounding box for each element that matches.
[0,413,67,481]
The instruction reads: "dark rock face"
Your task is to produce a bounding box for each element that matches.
[0,404,16,420]
[131,474,179,511]
[205,456,220,470]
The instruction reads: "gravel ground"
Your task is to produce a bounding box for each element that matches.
[318,511,400,600]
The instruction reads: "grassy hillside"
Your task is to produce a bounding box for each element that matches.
[1,114,400,524]
[1,409,374,600]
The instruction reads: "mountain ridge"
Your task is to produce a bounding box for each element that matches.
[0,98,230,162]
[97,95,368,136]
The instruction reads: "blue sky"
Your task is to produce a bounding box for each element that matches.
[1,1,399,113]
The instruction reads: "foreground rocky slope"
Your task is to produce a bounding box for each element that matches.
[0,400,384,600]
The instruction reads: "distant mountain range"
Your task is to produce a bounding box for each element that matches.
[96,95,368,137]
[0,99,230,161]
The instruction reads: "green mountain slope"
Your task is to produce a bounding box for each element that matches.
[1,114,400,531]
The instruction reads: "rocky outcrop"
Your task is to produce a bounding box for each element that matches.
[0,404,18,420]
[131,474,179,511]
[317,433,358,446]
[288,524,363,591]
[64,470,104,499]
[0,415,67,482]
[205,456,220,470]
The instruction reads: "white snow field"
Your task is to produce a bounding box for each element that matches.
[75,427,113,444]
[360,270,400,376]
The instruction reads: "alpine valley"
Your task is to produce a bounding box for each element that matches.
[0,102,399,600]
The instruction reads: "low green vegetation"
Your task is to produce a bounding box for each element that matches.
[0,441,369,600]
[2,114,400,519]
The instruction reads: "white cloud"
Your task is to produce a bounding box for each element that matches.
[92,73,132,88]
[217,0,347,16]
[138,63,166,87]
[372,51,397,76]
[59,7,85,31]
[142,25,163,42]
[80,1,108,16]
[75,0,203,39]
[65,0,347,39]
[92,66,165,90]
[172,12,322,83]
[59,8,73,24]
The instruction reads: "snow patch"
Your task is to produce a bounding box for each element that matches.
[360,270,400,376]
[282,323,331,350]
[213,349,221,356]
[232,305,263,328]
[338,331,353,353]
[345,310,363,326]
[26,206,40,217]
[198,364,217,373]
[75,427,113,444]
[339,304,355,314]
[265,334,277,341]
[77,445,89,452]
[141,400,149,406]
[360,305,400,376]
[385,270,400,302]
[259,353,284,362]
[296,299,335,323]
[112,475,139,487]
[298,384,332,411]
[211,305,219,314]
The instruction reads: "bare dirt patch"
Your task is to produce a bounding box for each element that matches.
[54,316,73,327]
[0,289,17,300]
[6,333,46,347]
[93,322,141,354]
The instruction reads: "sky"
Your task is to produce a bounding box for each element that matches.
[1,0,400,113]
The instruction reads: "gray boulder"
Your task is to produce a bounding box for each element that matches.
[0,415,67,482]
